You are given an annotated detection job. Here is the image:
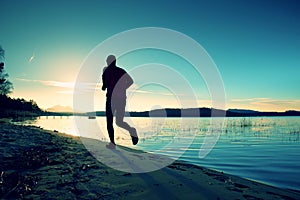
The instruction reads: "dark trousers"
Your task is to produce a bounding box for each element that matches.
[106,97,133,144]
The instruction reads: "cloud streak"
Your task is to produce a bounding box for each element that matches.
[16,78,179,96]
[28,53,35,63]
[16,78,75,88]
[230,98,300,105]
[229,98,300,111]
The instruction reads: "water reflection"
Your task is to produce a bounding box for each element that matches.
[17,116,300,146]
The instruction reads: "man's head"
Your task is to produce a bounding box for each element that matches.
[106,55,116,66]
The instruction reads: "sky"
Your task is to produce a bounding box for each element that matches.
[0,0,299,112]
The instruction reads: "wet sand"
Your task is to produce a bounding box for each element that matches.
[0,121,299,199]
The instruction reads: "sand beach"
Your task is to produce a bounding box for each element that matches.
[0,121,299,200]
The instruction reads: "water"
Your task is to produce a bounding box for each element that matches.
[18,116,300,191]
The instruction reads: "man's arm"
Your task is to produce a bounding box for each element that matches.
[102,67,107,91]
[124,72,133,89]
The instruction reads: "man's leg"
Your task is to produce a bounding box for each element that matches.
[115,98,138,145]
[115,98,131,131]
[106,98,115,144]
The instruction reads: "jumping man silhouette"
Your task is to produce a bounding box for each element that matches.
[102,55,138,148]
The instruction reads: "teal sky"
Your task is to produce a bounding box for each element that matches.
[1,0,299,111]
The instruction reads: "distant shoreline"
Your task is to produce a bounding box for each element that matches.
[45,107,300,118]
[2,107,300,120]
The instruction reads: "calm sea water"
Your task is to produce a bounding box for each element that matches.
[18,116,300,191]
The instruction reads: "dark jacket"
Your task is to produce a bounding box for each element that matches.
[102,65,133,99]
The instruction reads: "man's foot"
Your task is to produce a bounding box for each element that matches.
[106,142,116,149]
[129,128,139,145]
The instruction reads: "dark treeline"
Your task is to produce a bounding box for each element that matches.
[128,108,300,117]
[87,108,300,117]
[0,95,43,118]
[0,46,44,118]
[148,108,300,117]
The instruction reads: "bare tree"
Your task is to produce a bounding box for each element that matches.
[0,46,13,95]
[0,45,4,60]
